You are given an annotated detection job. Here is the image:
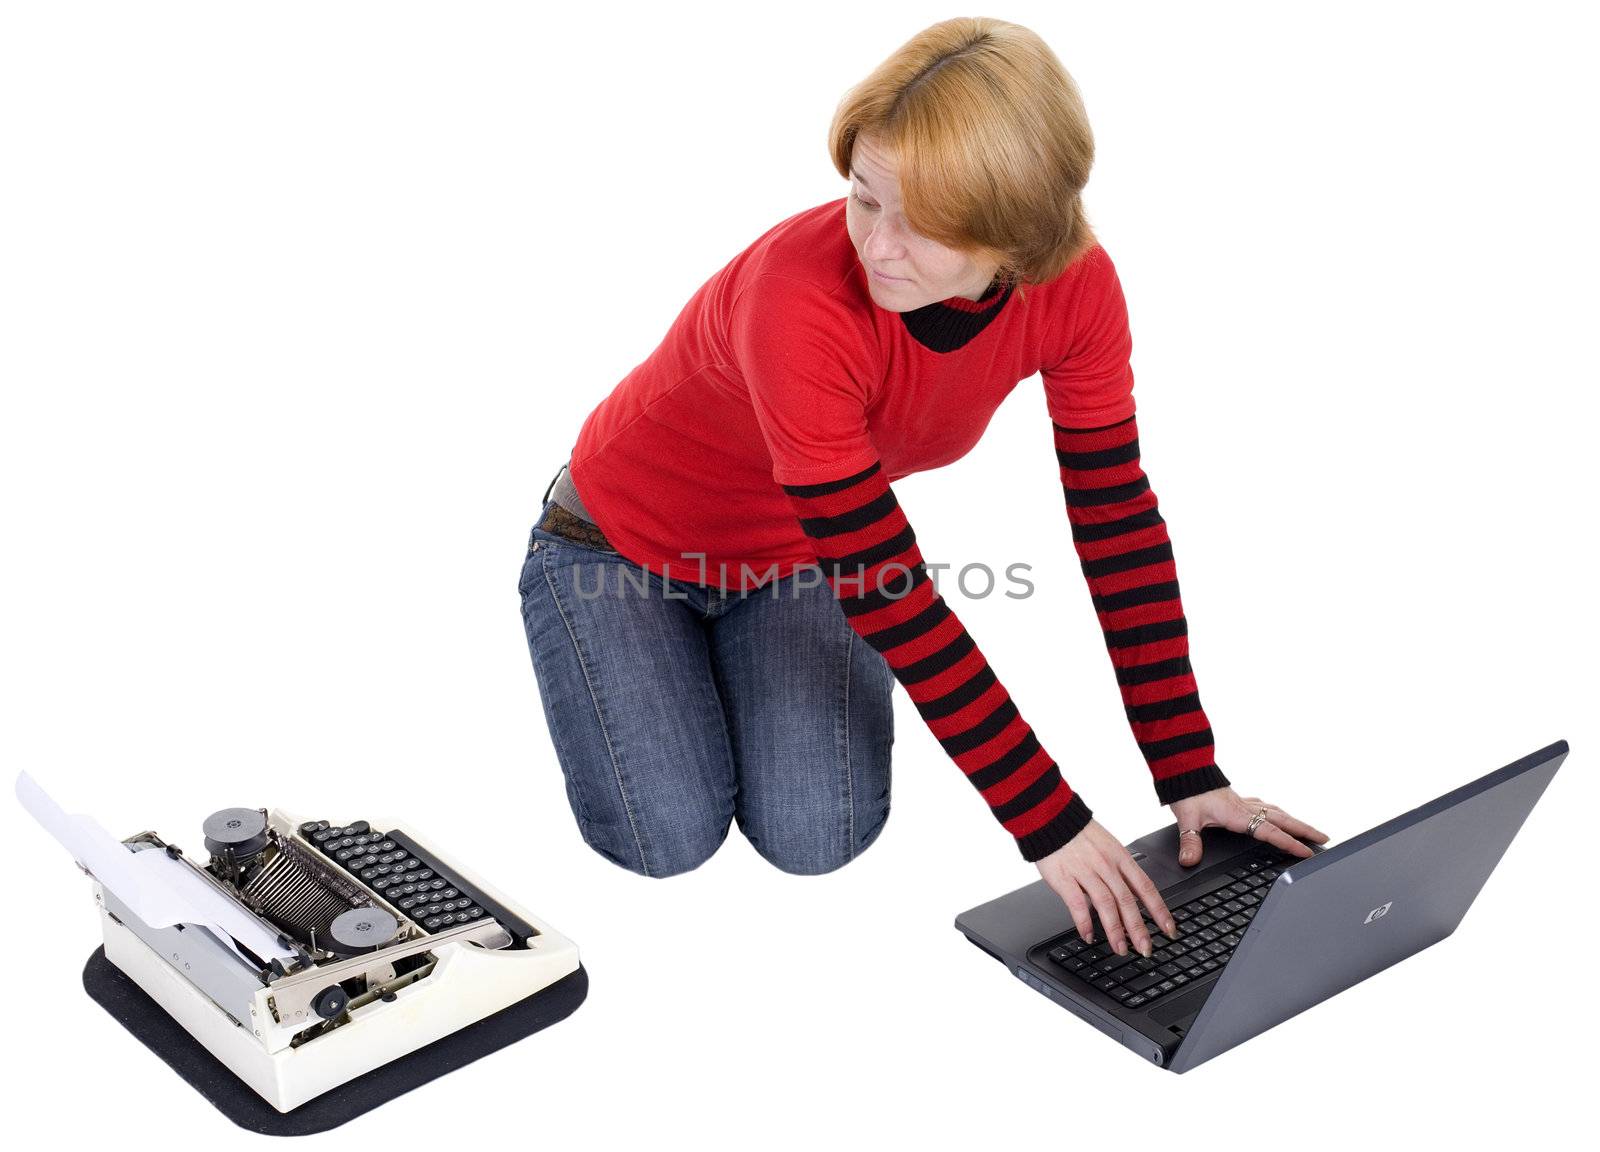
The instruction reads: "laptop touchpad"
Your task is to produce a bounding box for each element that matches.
[1150,983,1212,1028]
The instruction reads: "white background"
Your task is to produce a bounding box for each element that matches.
[3,0,1595,1145]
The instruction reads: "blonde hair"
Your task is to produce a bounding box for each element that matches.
[827,17,1098,304]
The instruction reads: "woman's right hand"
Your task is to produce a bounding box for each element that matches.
[1034,818,1176,958]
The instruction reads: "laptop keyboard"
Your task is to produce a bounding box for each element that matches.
[1042,847,1296,1010]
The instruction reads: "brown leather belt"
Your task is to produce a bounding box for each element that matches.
[537,462,618,552]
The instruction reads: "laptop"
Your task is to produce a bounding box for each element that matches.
[954,739,1569,1072]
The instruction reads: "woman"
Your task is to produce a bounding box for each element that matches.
[518,16,1327,960]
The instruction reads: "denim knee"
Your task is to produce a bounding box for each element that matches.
[746,802,889,876]
[576,812,733,879]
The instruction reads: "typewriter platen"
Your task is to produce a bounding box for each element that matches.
[21,775,584,1116]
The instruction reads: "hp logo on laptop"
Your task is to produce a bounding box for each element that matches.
[1364,901,1393,924]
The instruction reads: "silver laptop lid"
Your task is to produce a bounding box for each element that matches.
[1169,739,1568,1073]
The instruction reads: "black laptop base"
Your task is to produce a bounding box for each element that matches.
[958,824,1323,1068]
[1022,841,1307,1059]
[82,945,589,1136]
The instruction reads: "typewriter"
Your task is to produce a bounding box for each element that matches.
[19,773,585,1118]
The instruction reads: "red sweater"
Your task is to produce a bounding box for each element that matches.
[569,197,1229,860]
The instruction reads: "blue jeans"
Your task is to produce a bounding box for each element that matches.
[517,496,896,878]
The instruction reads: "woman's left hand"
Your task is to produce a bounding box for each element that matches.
[1168,786,1329,868]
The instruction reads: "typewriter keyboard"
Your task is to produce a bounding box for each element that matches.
[300,820,489,933]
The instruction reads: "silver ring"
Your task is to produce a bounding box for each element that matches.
[1179,828,1201,838]
[1245,806,1269,836]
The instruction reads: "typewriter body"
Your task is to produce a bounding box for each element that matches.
[23,776,581,1115]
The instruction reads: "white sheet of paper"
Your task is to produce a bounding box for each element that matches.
[16,771,295,963]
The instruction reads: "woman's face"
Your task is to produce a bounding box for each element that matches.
[846,134,1000,311]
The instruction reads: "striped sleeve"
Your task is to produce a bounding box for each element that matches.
[780,460,1094,861]
[1053,414,1231,805]
[1041,245,1229,805]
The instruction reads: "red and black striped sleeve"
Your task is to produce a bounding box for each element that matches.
[781,459,1094,862]
[1053,414,1231,805]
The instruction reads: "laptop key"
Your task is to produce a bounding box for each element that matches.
[1111,986,1135,1002]
[1124,972,1163,993]
[1125,994,1148,1008]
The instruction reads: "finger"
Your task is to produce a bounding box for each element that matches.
[1122,855,1177,938]
[1250,816,1315,858]
[1050,877,1096,945]
[1223,804,1265,839]
[1104,868,1153,957]
[1261,805,1329,844]
[1222,804,1294,852]
[1079,869,1128,956]
[1177,826,1203,867]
